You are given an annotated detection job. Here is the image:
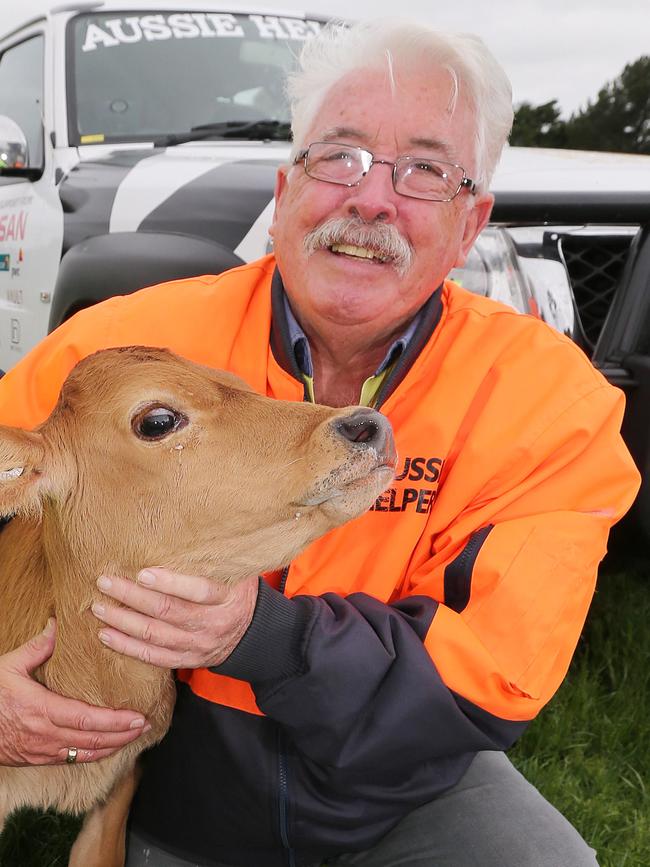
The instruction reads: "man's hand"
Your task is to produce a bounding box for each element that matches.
[0,619,150,766]
[92,569,259,669]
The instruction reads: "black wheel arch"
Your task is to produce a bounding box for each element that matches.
[49,231,244,331]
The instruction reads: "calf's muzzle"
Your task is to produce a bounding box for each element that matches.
[334,408,395,464]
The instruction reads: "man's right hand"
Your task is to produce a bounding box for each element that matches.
[0,618,150,766]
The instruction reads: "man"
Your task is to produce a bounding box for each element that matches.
[0,19,640,867]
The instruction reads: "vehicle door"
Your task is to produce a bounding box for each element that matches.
[0,28,64,372]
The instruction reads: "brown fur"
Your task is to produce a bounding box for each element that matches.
[0,346,394,865]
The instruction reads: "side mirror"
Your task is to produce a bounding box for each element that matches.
[0,115,29,169]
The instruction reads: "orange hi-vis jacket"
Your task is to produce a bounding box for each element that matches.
[0,255,640,866]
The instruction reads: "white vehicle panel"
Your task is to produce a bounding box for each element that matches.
[0,177,64,372]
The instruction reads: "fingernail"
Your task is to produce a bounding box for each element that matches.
[44,617,56,636]
[143,723,152,734]
[98,630,111,646]
[137,570,156,586]
[97,576,112,591]
[130,718,146,729]
[92,603,105,618]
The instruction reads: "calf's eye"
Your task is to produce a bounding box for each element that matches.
[133,407,187,440]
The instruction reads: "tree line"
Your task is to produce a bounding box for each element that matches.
[510,56,650,153]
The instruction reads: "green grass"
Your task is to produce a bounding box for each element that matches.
[1,543,648,866]
[509,542,650,866]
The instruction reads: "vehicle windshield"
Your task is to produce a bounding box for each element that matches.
[68,11,323,145]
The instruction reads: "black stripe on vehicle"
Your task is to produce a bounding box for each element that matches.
[139,159,280,250]
[59,149,157,254]
[444,525,494,613]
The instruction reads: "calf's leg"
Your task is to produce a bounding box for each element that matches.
[68,764,141,867]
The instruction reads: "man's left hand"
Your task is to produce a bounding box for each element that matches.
[92,570,259,669]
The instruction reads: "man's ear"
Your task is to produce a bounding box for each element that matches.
[268,165,290,240]
[455,192,494,268]
[0,427,47,517]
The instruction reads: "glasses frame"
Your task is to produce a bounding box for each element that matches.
[294,142,477,203]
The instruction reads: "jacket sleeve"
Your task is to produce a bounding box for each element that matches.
[217,375,640,787]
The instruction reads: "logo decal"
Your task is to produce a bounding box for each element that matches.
[370,456,443,515]
[0,211,28,243]
[82,14,321,51]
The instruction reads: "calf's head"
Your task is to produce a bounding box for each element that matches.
[0,347,395,581]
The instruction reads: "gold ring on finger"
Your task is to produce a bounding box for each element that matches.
[66,746,78,764]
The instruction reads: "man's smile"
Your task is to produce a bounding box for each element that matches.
[329,243,391,263]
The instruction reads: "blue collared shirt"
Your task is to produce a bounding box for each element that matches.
[283,294,422,406]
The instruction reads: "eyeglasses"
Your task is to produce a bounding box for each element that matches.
[294,141,476,203]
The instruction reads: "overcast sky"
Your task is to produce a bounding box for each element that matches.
[6,0,650,118]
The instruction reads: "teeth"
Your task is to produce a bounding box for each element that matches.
[331,243,386,261]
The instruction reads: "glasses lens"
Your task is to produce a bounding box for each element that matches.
[395,156,463,201]
[305,142,368,185]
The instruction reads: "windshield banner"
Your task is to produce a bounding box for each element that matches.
[81,14,322,51]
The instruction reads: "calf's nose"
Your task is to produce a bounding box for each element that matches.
[334,409,395,460]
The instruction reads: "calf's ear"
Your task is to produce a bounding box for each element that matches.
[0,427,48,517]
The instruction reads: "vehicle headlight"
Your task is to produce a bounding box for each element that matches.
[449,226,576,338]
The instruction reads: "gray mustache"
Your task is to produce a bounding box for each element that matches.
[303,217,413,276]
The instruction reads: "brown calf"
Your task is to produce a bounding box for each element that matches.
[0,346,395,866]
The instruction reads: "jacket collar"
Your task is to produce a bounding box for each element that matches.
[269,267,444,408]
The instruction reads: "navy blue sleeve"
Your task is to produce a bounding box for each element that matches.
[216,580,526,780]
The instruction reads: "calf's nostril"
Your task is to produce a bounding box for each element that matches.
[337,417,379,444]
[335,409,388,447]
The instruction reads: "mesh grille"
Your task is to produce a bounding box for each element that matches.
[560,235,632,350]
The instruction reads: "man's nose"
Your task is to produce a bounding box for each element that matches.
[344,161,399,223]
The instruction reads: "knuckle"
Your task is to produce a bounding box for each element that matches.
[141,622,154,643]
[75,713,93,731]
[184,615,201,633]
[138,645,153,665]
[156,594,174,621]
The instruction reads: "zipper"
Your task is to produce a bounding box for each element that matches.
[277,726,296,866]
[279,565,290,594]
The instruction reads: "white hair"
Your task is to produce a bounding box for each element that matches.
[286,18,514,192]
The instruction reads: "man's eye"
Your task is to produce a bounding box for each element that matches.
[414,161,446,177]
[323,150,353,162]
[133,407,187,440]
